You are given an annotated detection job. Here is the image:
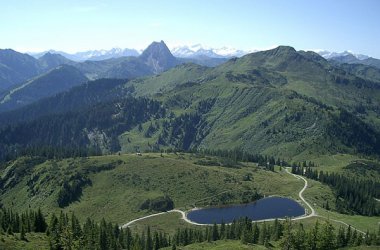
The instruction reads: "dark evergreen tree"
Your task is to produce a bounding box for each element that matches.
[212,223,219,241]
[146,226,153,250]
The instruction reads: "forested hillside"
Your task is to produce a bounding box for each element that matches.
[1,46,380,161]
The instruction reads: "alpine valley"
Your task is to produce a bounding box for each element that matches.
[1,41,380,250]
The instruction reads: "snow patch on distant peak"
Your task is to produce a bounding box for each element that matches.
[28,48,140,61]
[316,50,369,60]
[170,44,254,58]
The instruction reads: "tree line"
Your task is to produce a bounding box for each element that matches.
[193,148,289,171]
[0,207,47,241]
[291,165,380,216]
[0,96,166,162]
[2,206,379,249]
[157,98,216,151]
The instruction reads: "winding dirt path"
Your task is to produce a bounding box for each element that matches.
[121,209,206,228]
[285,168,365,234]
[285,167,316,218]
[121,211,173,228]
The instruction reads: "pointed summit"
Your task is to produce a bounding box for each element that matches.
[139,40,178,74]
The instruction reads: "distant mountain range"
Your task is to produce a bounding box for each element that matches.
[317,50,369,60]
[0,41,237,95]
[171,44,252,58]
[1,43,380,161]
[317,50,380,69]
[28,45,380,66]
[28,44,252,62]
[1,40,380,120]
[0,41,180,112]
[29,48,140,61]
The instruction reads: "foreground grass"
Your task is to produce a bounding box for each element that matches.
[161,240,268,250]
[316,209,380,233]
[0,233,49,250]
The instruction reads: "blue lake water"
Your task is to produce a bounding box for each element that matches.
[186,197,305,224]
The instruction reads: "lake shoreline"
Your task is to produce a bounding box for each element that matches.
[186,196,305,224]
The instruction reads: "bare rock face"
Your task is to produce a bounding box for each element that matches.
[139,40,178,74]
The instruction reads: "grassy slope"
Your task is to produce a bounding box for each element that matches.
[115,47,380,162]
[0,65,87,112]
[129,68,336,159]
[130,63,210,97]
[0,153,302,224]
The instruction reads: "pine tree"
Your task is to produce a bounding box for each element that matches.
[279,219,293,250]
[60,226,74,250]
[35,208,47,232]
[125,227,132,250]
[212,223,219,241]
[220,221,226,239]
[293,223,306,249]
[258,222,267,245]
[48,214,61,250]
[153,231,160,250]
[317,221,336,250]
[252,223,259,244]
[306,220,319,250]
[70,213,82,240]
[271,218,281,241]
[6,225,13,235]
[99,219,108,250]
[351,230,358,246]
[355,231,363,246]
[206,227,212,242]
[241,227,253,244]
[336,226,346,248]
[346,225,352,246]
[20,223,26,241]
[325,200,330,210]
[146,226,153,250]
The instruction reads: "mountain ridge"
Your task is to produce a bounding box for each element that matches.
[0,65,88,112]
[29,48,140,61]
[0,49,43,91]
[1,45,380,161]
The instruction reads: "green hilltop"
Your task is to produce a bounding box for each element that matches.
[122,46,380,159]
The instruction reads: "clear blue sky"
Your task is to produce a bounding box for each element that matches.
[1,0,380,57]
